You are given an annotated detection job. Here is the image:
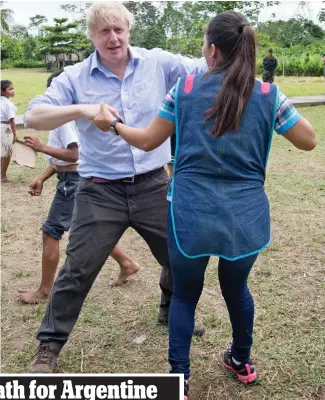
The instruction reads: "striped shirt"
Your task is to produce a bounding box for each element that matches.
[26,47,206,180]
[158,84,301,135]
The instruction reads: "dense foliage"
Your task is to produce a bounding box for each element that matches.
[1,1,324,75]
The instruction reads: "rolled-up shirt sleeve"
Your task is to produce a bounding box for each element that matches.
[24,71,76,125]
[274,92,302,135]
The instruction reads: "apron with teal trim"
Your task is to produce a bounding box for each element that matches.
[170,73,279,260]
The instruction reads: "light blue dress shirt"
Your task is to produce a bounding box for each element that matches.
[26,47,207,179]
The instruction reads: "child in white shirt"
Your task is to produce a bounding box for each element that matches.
[1,80,17,182]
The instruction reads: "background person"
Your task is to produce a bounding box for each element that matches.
[1,80,17,182]
[262,48,278,83]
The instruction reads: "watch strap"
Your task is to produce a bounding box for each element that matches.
[110,118,123,135]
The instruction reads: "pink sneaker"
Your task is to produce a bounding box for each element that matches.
[222,349,257,384]
[184,380,189,399]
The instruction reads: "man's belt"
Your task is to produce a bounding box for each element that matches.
[90,167,164,184]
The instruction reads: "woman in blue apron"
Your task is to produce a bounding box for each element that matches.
[94,11,316,398]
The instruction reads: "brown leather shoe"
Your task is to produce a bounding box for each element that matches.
[27,343,58,373]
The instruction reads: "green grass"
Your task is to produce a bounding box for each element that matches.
[297,105,325,135]
[1,69,324,115]
[1,69,51,114]
[275,76,325,97]
[1,219,10,232]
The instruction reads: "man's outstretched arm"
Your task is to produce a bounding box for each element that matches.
[25,104,103,131]
[24,70,118,131]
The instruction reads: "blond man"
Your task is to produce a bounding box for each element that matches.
[26,2,206,372]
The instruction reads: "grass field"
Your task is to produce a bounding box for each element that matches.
[275,76,325,97]
[1,69,51,114]
[1,102,325,399]
[1,69,324,114]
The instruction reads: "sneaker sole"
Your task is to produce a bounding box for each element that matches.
[223,362,257,384]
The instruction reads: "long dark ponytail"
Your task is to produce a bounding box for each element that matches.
[204,11,256,137]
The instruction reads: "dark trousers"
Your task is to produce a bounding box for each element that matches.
[167,210,258,380]
[37,168,172,352]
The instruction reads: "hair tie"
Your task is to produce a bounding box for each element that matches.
[238,23,247,34]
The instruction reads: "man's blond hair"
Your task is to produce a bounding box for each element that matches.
[87,2,134,38]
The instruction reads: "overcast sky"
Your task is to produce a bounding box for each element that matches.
[4,0,325,29]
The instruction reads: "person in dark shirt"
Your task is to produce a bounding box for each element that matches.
[262,49,278,83]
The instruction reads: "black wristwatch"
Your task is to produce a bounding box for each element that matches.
[110,118,123,136]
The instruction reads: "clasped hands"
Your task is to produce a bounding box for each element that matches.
[82,103,120,132]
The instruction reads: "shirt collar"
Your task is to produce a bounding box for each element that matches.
[90,51,100,73]
[90,46,144,74]
[129,46,144,64]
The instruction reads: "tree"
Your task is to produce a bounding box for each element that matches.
[124,1,165,47]
[54,4,95,62]
[60,4,78,15]
[0,1,14,33]
[22,36,40,60]
[319,1,325,24]
[123,1,282,55]
[142,23,166,49]
[11,24,28,38]
[40,18,88,67]
[258,17,324,47]
[61,3,92,20]
[242,1,280,27]
[60,3,92,32]
[29,14,48,36]
[160,2,184,38]
[0,34,23,60]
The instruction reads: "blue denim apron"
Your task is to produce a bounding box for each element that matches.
[169,73,279,260]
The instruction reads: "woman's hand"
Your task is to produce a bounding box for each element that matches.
[93,103,118,132]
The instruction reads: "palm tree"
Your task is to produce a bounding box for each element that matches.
[1,1,14,33]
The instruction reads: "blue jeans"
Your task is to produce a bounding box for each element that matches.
[167,209,258,380]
